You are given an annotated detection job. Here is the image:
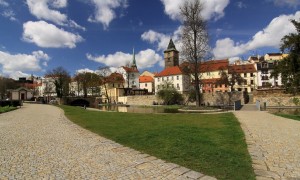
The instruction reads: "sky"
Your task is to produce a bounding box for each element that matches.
[0,0,299,79]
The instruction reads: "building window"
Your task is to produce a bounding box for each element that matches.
[145,83,147,87]
[158,78,160,82]
[113,83,115,87]
[251,80,254,85]
[172,76,174,80]
[244,73,247,77]
[157,85,160,90]
[177,83,180,90]
[177,76,179,80]
[162,77,164,81]
[167,77,169,81]
[250,73,254,77]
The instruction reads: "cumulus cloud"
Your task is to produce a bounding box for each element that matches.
[141,27,182,52]
[0,50,50,78]
[23,21,84,48]
[87,49,163,69]
[160,0,229,21]
[27,0,67,25]
[213,11,300,59]
[76,68,95,74]
[26,0,85,30]
[88,0,128,29]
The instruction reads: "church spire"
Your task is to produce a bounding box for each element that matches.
[131,48,137,69]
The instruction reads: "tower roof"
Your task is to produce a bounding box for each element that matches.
[164,39,178,52]
[132,48,136,66]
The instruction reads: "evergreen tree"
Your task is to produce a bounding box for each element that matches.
[272,19,300,95]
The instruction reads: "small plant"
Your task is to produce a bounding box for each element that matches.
[0,106,17,114]
[292,97,300,106]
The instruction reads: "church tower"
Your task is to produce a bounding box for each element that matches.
[164,39,179,69]
[131,48,137,70]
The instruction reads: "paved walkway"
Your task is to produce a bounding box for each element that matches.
[0,104,215,179]
[234,111,300,180]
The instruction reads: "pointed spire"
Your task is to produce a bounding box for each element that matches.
[167,39,176,50]
[132,48,136,66]
[131,48,137,70]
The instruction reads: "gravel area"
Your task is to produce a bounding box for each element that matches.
[0,103,215,179]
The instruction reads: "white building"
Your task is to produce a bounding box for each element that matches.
[117,49,140,89]
[155,66,190,94]
[256,61,282,89]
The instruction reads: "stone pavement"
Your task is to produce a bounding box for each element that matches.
[0,103,216,179]
[234,111,300,180]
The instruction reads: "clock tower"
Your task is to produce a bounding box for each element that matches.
[164,39,179,69]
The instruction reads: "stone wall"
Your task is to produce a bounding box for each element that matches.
[248,91,300,107]
[201,92,244,106]
[254,90,300,106]
[118,92,244,106]
[118,95,160,106]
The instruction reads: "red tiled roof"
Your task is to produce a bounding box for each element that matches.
[229,64,256,73]
[122,66,139,73]
[155,66,183,77]
[139,76,154,83]
[106,72,124,83]
[200,59,229,72]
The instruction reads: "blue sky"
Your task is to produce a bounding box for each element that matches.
[0,0,299,79]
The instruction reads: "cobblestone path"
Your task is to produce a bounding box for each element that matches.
[0,104,215,179]
[234,111,300,180]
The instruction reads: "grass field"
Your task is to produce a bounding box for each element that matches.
[0,106,17,114]
[61,105,255,180]
[274,113,300,121]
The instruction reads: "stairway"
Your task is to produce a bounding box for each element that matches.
[240,104,259,111]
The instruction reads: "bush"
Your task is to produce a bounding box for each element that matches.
[157,89,184,105]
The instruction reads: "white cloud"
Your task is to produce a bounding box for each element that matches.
[160,0,230,21]
[26,0,85,30]
[76,68,95,74]
[88,0,128,29]
[87,49,163,69]
[236,1,247,9]
[26,0,67,25]
[0,0,9,7]
[0,50,50,78]
[270,0,300,7]
[213,11,300,59]
[2,10,17,21]
[23,21,84,48]
[141,27,182,52]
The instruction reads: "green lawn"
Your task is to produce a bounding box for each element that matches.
[274,113,300,121]
[61,105,255,180]
[0,106,17,114]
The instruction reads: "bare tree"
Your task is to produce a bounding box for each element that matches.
[180,0,210,106]
[74,72,101,98]
[98,66,112,103]
[45,67,71,98]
